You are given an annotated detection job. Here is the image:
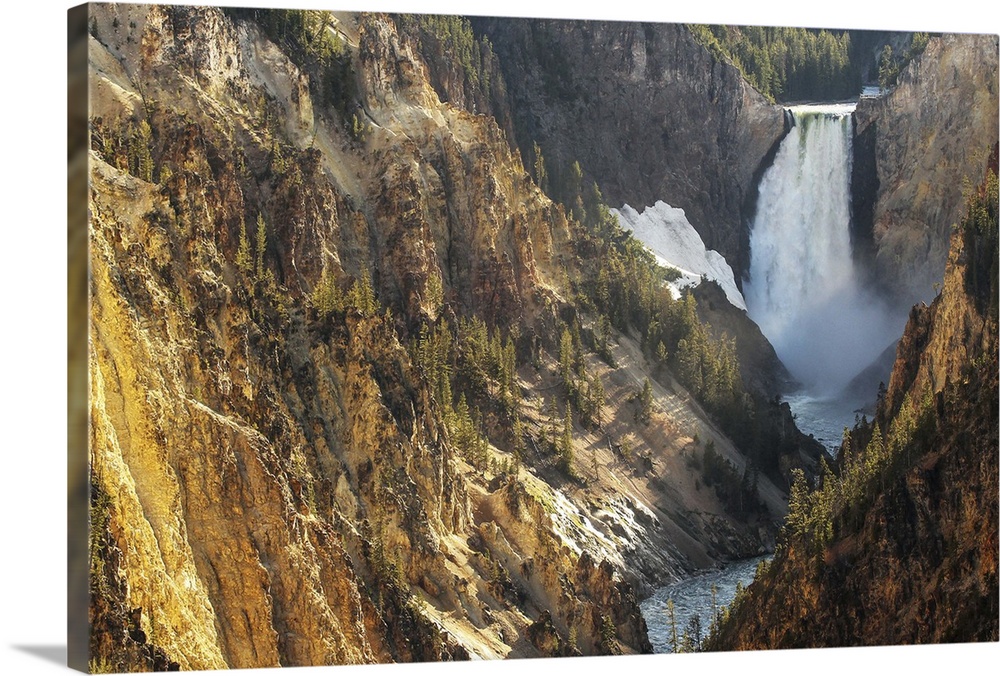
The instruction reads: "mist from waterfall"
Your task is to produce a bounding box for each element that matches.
[745,104,905,399]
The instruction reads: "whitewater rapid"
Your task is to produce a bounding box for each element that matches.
[641,555,769,652]
[745,104,905,403]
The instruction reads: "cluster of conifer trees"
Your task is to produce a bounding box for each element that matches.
[782,391,934,556]
[528,147,743,430]
[396,13,501,112]
[311,268,379,319]
[225,8,359,133]
[407,315,522,472]
[91,118,156,183]
[877,32,931,89]
[687,24,858,102]
[688,25,938,102]
[529,142,793,490]
[576,205,754,457]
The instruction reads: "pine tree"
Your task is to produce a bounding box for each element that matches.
[786,468,810,540]
[583,181,604,230]
[878,45,897,89]
[560,402,574,473]
[416,321,456,412]
[270,139,287,175]
[350,114,367,142]
[451,394,487,469]
[864,422,886,487]
[135,119,154,182]
[591,374,605,428]
[559,327,574,396]
[501,337,517,406]
[656,340,669,365]
[676,337,704,396]
[349,274,378,317]
[686,615,702,650]
[311,268,342,318]
[598,614,617,654]
[666,599,679,653]
[236,217,252,276]
[596,268,611,313]
[255,213,268,280]
[532,142,548,194]
[425,272,444,316]
[567,160,586,224]
[636,378,653,424]
[596,314,611,351]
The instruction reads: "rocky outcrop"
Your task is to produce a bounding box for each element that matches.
[853,33,999,307]
[691,281,790,396]
[875,143,997,427]
[709,352,998,648]
[392,15,516,144]
[356,16,565,333]
[471,478,653,656]
[473,17,786,279]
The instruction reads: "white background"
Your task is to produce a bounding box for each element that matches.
[2,0,997,674]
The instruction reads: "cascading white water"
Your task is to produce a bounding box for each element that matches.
[745,104,902,403]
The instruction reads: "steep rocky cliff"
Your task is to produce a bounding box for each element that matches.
[88,5,632,669]
[470,17,786,279]
[853,33,999,307]
[705,161,999,649]
[84,5,792,671]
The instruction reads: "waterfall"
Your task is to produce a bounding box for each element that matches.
[745,104,902,398]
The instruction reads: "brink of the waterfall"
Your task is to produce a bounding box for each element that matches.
[744,103,907,404]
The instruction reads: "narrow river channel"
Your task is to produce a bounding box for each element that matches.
[640,555,770,652]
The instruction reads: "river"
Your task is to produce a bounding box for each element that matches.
[640,555,769,652]
[782,391,869,455]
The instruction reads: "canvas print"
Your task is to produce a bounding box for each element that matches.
[69,2,999,672]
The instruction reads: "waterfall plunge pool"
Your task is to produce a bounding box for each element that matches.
[782,390,872,454]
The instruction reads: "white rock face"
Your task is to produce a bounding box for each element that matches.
[612,201,747,311]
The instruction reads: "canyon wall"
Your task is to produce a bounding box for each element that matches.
[854,33,999,306]
[86,5,648,669]
[471,17,786,279]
